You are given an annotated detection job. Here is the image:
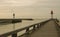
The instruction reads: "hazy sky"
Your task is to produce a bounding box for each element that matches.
[0,0,60,19]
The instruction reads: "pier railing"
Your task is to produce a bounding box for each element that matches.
[0,19,51,37]
[54,19,60,37]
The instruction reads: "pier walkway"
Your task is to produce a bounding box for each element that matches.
[21,20,59,37]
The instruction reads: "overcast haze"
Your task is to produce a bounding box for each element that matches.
[0,0,60,19]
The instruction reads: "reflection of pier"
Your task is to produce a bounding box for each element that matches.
[0,18,60,37]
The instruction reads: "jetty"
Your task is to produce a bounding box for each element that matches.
[0,18,33,23]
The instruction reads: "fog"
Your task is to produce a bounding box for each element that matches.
[0,0,60,19]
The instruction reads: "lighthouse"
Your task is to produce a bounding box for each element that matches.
[51,10,53,19]
[13,13,15,19]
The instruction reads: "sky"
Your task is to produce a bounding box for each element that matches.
[0,0,60,19]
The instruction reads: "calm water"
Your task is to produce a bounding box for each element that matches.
[0,19,48,36]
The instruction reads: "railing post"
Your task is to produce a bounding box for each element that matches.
[25,28,30,37]
[26,28,29,34]
[12,33,17,37]
[33,25,36,30]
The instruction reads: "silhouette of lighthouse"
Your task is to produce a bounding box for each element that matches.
[51,10,53,19]
[13,13,15,19]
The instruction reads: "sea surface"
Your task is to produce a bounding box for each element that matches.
[0,19,49,37]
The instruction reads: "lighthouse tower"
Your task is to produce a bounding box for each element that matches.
[13,13,15,19]
[51,10,53,19]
